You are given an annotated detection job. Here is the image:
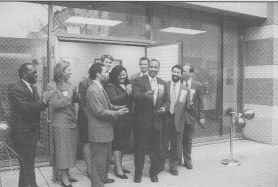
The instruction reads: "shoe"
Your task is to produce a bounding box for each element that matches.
[114,166,128,179]
[184,163,193,170]
[150,176,158,183]
[170,169,179,176]
[134,175,141,183]
[68,178,78,183]
[122,168,131,174]
[61,180,73,187]
[103,179,115,184]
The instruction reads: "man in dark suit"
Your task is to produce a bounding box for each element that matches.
[181,64,205,170]
[86,62,129,187]
[165,65,190,176]
[132,59,170,183]
[8,63,54,187]
[129,57,149,85]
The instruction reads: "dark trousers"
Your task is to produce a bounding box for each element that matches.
[90,142,111,187]
[13,143,37,187]
[182,122,195,165]
[158,120,170,172]
[133,126,161,177]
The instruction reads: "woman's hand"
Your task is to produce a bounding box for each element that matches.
[126,84,132,95]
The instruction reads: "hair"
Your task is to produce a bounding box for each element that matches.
[108,65,130,86]
[53,61,70,83]
[184,64,194,73]
[89,62,105,80]
[18,63,33,79]
[172,64,183,74]
[149,59,160,67]
[100,54,113,62]
[139,57,149,65]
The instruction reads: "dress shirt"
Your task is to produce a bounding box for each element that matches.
[170,80,181,100]
[184,78,192,89]
[22,79,33,93]
[140,71,148,77]
[147,74,158,104]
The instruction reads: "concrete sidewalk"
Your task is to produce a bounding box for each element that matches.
[1,139,278,187]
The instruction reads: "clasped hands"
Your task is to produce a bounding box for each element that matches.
[117,105,129,115]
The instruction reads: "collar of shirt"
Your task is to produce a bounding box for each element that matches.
[171,80,181,98]
[187,78,192,88]
[140,71,148,77]
[22,79,33,93]
[93,80,103,90]
[147,74,157,83]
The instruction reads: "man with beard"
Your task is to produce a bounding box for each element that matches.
[181,64,205,170]
[132,59,170,183]
[86,62,129,187]
[9,63,54,187]
[130,57,149,85]
[164,64,191,176]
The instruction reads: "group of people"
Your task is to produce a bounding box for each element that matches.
[8,54,205,187]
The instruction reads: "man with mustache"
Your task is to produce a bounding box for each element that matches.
[132,59,170,183]
[9,63,54,187]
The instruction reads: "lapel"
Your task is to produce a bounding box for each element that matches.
[143,75,154,105]
[155,78,164,107]
[93,81,110,108]
[20,79,34,98]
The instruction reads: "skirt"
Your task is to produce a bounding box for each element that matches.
[53,127,77,169]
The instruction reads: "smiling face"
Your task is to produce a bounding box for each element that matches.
[182,65,192,81]
[118,70,127,84]
[24,64,37,84]
[139,59,148,74]
[102,57,113,71]
[172,67,182,83]
[148,60,160,78]
[62,65,72,81]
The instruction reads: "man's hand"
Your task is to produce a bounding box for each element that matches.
[126,84,132,95]
[145,90,154,99]
[71,84,77,93]
[43,90,55,102]
[117,105,126,110]
[199,119,206,129]
[118,108,129,115]
[156,107,165,114]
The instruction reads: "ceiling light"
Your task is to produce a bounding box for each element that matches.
[65,16,121,26]
[159,27,206,35]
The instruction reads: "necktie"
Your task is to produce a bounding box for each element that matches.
[170,83,176,114]
[186,81,189,88]
[102,88,111,110]
[151,78,158,105]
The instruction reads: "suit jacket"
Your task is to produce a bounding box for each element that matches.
[130,72,140,85]
[183,80,205,125]
[8,80,48,145]
[105,83,132,129]
[132,75,170,130]
[77,77,94,126]
[86,81,120,142]
[166,81,190,132]
[47,81,80,128]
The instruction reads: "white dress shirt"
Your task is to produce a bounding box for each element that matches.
[22,79,33,93]
[148,74,158,104]
[184,77,192,88]
[170,80,181,100]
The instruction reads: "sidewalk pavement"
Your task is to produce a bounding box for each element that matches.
[1,139,278,187]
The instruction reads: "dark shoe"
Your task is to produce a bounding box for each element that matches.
[103,179,115,184]
[114,166,128,179]
[184,163,193,170]
[150,176,158,183]
[68,178,78,183]
[122,168,131,174]
[170,169,179,176]
[134,175,141,183]
[61,180,73,187]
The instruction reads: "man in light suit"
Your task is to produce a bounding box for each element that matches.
[9,63,54,187]
[132,59,170,183]
[129,57,149,85]
[181,64,205,170]
[86,62,129,187]
[165,64,190,176]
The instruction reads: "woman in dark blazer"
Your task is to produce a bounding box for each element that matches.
[47,61,80,187]
[105,65,133,179]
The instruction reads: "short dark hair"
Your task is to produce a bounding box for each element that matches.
[18,63,32,79]
[101,54,113,62]
[139,57,149,65]
[172,64,183,74]
[108,65,130,86]
[89,62,105,80]
[149,59,160,67]
[184,64,194,73]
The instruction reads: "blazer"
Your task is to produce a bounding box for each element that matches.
[77,77,94,126]
[183,79,205,125]
[105,83,132,129]
[8,80,48,145]
[47,81,80,128]
[86,81,120,142]
[130,72,140,85]
[166,81,190,132]
[132,75,170,130]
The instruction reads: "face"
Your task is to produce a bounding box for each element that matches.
[63,66,72,80]
[139,59,148,73]
[148,60,160,78]
[24,65,37,84]
[102,58,113,71]
[118,70,127,84]
[172,67,182,82]
[182,65,191,81]
[99,66,109,84]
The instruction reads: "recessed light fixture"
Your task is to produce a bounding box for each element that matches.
[159,27,206,35]
[65,16,122,26]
